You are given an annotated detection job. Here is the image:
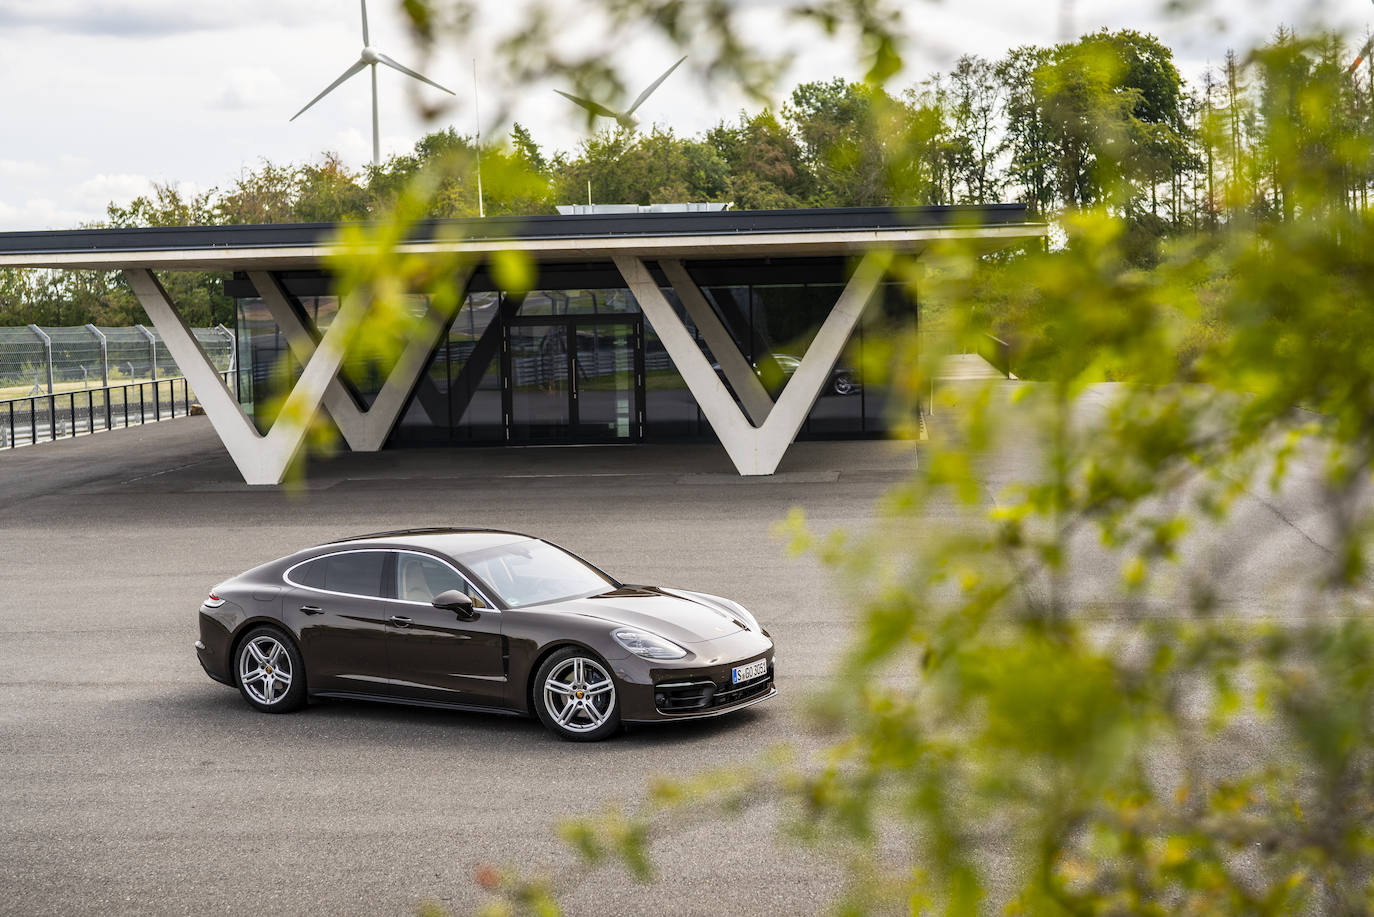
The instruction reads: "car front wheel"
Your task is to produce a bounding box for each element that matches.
[235,626,306,713]
[534,648,621,741]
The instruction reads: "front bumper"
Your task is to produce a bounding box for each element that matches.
[612,633,776,723]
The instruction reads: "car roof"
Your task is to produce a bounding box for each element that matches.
[320,528,536,559]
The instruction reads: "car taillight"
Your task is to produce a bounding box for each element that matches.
[204,593,226,608]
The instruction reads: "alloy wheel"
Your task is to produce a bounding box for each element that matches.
[239,635,293,706]
[542,656,616,734]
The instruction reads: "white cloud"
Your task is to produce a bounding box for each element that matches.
[0,197,93,232]
[0,160,47,179]
[72,174,157,210]
[2,0,1374,233]
[210,67,286,111]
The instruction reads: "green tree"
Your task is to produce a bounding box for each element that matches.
[707,109,814,209]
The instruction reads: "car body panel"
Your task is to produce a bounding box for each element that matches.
[384,599,507,705]
[291,590,392,696]
[194,528,776,728]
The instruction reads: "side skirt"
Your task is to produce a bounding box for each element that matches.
[310,690,525,718]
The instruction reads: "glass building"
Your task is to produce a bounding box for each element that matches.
[0,204,1044,482]
[228,256,912,449]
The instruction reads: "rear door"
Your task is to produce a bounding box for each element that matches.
[285,550,392,696]
[383,550,507,707]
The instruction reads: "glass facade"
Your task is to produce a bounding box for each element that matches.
[230,258,912,447]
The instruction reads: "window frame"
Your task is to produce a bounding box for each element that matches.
[388,548,495,611]
[283,548,392,600]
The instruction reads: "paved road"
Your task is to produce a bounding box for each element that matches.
[0,397,1344,917]
[0,419,917,917]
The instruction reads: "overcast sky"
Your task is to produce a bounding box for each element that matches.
[0,0,1369,231]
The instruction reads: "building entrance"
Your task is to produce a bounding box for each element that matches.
[504,315,644,444]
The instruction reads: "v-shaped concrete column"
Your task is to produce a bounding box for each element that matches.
[248,270,465,452]
[125,268,368,485]
[615,252,885,475]
[657,259,774,426]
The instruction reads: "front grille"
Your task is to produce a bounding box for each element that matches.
[654,667,772,714]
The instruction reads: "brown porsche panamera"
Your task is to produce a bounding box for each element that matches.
[194,529,775,741]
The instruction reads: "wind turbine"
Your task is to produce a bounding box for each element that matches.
[290,0,456,166]
[554,56,687,130]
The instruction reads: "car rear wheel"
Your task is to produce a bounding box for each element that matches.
[832,372,857,395]
[534,648,620,741]
[235,627,306,714]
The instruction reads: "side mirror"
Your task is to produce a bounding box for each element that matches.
[432,589,476,619]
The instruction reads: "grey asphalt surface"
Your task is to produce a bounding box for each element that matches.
[0,419,920,917]
[0,391,1345,917]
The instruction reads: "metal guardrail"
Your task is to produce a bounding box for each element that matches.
[978,332,1012,378]
[0,372,233,450]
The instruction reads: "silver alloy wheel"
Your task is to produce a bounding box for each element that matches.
[833,374,856,395]
[542,656,616,734]
[239,635,292,706]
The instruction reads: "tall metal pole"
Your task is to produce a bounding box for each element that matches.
[474,58,485,218]
[136,324,158,381]
[85,324,108,387]
[215,324,238,399]
[27,325,53,394]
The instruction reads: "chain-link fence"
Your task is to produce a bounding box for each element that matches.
[0,324,235,397]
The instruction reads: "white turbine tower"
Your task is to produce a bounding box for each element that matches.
[291,0,456,166]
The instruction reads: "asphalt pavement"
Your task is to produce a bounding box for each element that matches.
[0,419,917,917]
[0,394,1345,916]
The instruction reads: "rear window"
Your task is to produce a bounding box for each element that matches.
[290,551,387,598]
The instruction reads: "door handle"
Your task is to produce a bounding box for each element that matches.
[389,615,413,627]
[300,604,324,615]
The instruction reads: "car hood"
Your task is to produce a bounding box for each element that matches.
[550,586,752,645]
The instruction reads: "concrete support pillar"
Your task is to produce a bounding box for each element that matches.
[247,269,467,453]
[614,252,885,475]
[125,268,366,485]
[658,259,774,426]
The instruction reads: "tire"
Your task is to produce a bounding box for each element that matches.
[234,626,307,714]
[533,647,621,742]
[832,373,857,396]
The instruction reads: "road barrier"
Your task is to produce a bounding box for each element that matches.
[0,373,233,450]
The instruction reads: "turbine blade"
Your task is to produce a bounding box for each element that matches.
[626,55,686,115]
[376,53,456,94]
[553,89,620,120]
[289,59,368,121]
[360,0,370,45]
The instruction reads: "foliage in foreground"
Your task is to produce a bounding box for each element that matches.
[376,13,1374,917]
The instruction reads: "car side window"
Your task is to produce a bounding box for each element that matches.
[292,558,327,589]
[395,553,486,607]
[288,551,387,598]
[323,552,387,597]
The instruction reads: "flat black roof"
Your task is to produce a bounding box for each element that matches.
[0,205,1031,256]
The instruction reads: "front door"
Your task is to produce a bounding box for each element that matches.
[506,317,642,443]
[384,551,507,706]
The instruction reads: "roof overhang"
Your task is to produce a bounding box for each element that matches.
[0,206,1047,272]
[0,222,1038,272]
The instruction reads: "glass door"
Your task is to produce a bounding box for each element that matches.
[572,321,639,442]
[507,323,571,441]
[506,317,642,443]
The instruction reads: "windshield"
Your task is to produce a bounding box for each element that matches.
[461,539,616,608]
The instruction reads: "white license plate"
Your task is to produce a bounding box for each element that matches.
[732,658,768,684]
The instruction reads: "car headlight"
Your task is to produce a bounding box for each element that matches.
[612,629,688,660]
